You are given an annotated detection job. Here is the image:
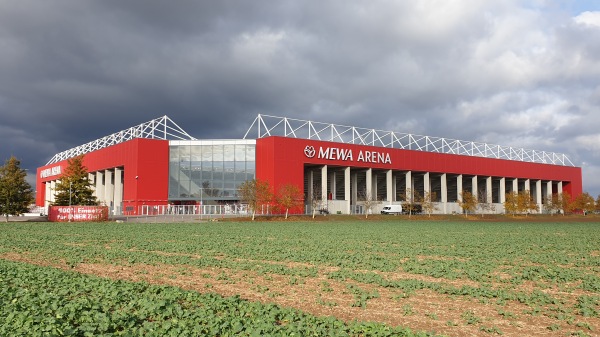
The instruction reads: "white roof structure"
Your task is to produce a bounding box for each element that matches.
[46,116,196,165]
[244,114,575,166]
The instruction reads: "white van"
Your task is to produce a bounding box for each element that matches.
[380,205,402,215]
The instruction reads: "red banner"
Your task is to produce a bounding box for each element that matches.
[48,206,109,222]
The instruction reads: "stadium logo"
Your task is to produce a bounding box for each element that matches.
[304,146,316,158]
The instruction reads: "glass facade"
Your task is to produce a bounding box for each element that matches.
[168,140,256,202]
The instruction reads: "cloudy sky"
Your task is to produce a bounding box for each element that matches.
[1,0,599,196]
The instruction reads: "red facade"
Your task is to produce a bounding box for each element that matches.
[36,138,170,213]
[256,136,582,197]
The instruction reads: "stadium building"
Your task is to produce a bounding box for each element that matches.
[36,115,582,215]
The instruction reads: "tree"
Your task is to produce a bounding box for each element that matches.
[477,188,495,217]
[544,194,561,216]
[53,155,97,206]
[596,194,600,214]
[277,184,303,219]
[504,191,519,216]
[517,190,538,216]
[359,188,380,219]
[238,179,272,220]
[458,191,477,217]
[0,156,34,222]
[402,188,421,218]
[421,191,437,217]
[559,191,573,215]
[573,192,595,215]
[308,184,326,219]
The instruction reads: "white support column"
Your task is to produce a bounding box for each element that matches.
[45,182,52,212]
[424,172,430,196]
[512,178,518,193]
[524,179,530,192]
[321,165,328,207]
[330,171,336,200]
[366,168,373,200]
[405,171,412,200]
[104,169,114,207]
[499,178,506,203]
[386,170,393,203]
[457,174,463,202]
[558,181,563,194]
[471,176,478,200]
[441,173,447,214]
[114,167,123,214]
[535,180,542,210]
[546,181,552,204]
[486,177,492,203]
[95,171,105,204]
[345,167,351,214]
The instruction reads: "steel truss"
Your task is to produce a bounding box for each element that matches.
[244,114,575,166]
[46,116,196,165]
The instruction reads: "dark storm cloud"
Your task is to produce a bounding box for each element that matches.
[1,1,599,195]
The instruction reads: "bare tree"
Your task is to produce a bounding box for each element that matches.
[309,184,324,219]
[421,191,437,217]
[477,188,495,217]
[358,188,380,219]
[402,188,421,218]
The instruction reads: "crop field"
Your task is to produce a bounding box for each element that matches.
[1,219,599,336]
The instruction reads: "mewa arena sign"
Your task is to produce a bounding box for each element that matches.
[304,145,392,164]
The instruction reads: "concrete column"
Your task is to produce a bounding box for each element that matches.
[441,173,447,214]
[424,172,430,195]
[546,181,552,203]
[386,170,393,203]
[524,179,530,192]
[88,173,95,194]
[512,178,518,193]
[45,182,52,211]
[50,180,56,203]
[535,180,542,209]
[366,168,373,200]
[472,176,478,200]
[345,167,351,214]
[457,174,463,202]
[114,167,123,214]
[486,176,492,203]
[499,178,506,203]
[558,181,563,194]
[321,165,327,206]
[104,169,114,207]
[95,171,105,204]
[405,171,412,200]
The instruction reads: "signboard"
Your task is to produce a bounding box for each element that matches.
[48,206,109,222]
[304,145,391,164]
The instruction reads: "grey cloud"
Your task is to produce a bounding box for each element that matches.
[1,1,599,195]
